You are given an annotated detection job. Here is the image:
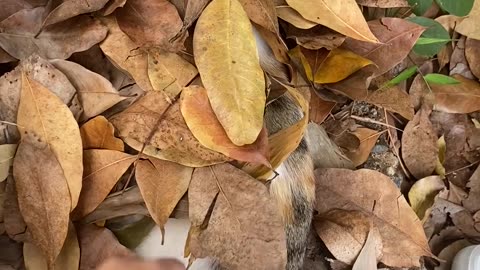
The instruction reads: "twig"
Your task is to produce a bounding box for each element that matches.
[446,160,480,176]
[350,115,404,132]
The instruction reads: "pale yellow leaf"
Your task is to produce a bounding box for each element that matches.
[276,6,317,29]
[0,144,16,182]
[408,176,446,220]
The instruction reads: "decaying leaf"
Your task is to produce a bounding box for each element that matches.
[17,73,83,210]
[286,0,378,43]
[24,222,80,270]
[430,74,480,114]
[401,108,438,180]
[80,116,124,151]
[352,228,380,270]
[342,18,424,76]
[309,92,335,125]
[238,0,279,33]
[0,144,16,182]
[465,38,480,79]
[111,91,229,167]
[365,86,415,120]
[43,0,110,26]
[72,150,136,219]
[345,127,381,167]
[181,85,269,165]
[194,0,266,146]
[408,176,445,220]
[286,25,346,50]
[463,165,480,213]
[189,163,287,269]
[315,168,433,267]
[456,0,480,40]
[13,133,70,266]
[435,240,472,270]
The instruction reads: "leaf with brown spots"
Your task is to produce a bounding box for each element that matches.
[80,116,124,151]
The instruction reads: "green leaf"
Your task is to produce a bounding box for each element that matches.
[416,37,452,45]
[408,17,450,57]
[424,74,461,85]
[435,0,474,16]
[384,66,418,87]
[407,0,434,15]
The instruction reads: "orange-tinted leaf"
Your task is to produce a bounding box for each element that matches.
[80,116,124,151]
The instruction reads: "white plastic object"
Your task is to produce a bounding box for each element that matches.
[452,245,480,270]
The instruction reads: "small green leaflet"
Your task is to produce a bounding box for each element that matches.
[435,0,474,16]
[408,17,450,57]
[384,66,418,88]
[416,37,452,45]
[424,74,460,85]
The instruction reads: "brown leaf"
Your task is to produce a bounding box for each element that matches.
[189,163,287,269]
[72,150,136,219]
[345,127,382,167]
[13,132,70,266]
[315,168,432,267]
[409,74,433,111]
[180,85,269,165]
[24,222,80,270]
[110,91,229,167]
[182,0,209,30]
[0,8,107,60]
[100,0,127,15]
[136,158,192,232]
[466,38,480,79]
[0,234,23,269]
[309,91,335,124]
[238,0,279,33]
[342,18,424,76]
[401,108,438,179]
[18,72,83,210]
[99,16,153,92]
[43,0,110,26]
[456,0,480,40]
[435,239,472,270]
[78,224,133,270]
[115,0,184,50]
[365,86,414,120]
[325,68,374,100]
[80,116,124,151]
[356,0,408,7]
[50,59,126,119]
[286,25,346,50]
[430,74,480,114]
[462,165,480,213]
[4,176,26,241]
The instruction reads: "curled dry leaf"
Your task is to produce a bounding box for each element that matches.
[408,176,445,221]
[13,133,70,266]
[287,0,378,43]
[315,168,432,267]
[78,224,133,270]
[43,0,110,26]
[72,150,136,219]
[365,86,415,120]
[0,8,107,60]
[148,50,198,100]
[17,73,83,210]
[181,85,269,165]
[80,116,124,151]
[465,38,480,79]
[430,74,480,114]
[342,18,424,76]
[50,59,126,119]
[24,222,80,270]
[456,0,480,40]
[99,16,154,92]
[462,165,480,213]
[115,0,184,50]
[194,0,266,146]
[111,91,229,167]
[189,163,287,269]
[345,127,381,167]
[0,144,16,182]
[238,0,279,33]
[135,158,192,233]
[276,6,317,29]
[401,108,438,180]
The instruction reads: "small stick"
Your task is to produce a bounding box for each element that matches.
[350,115,404,132]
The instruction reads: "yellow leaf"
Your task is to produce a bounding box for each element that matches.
[435,135,446,178]
[193,0,266,146]
[18,72,83,210]
[0,144,16,182]
[148,50,198,100]
[276,6,317,29]
[286,0,379,43]
[408,176,445,220]
[80,116,124,151]
[308,48,373,84]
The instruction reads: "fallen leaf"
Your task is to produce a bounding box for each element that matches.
[365,86,415,120]
[13,132,70,266]
[286,0,378,43]
[148,50,198,100]
[345,127,381,167]
[286,25,346,50]
[429,226,465,255]
[78,224,133,270]
[401,108,438,179]
[238,0,279,33]
[309,92,335,125]
[189,163,287,269]
[115,0,183,50]
[409,74,433,111]
[99,16,154,92]
[0,233,23,269]
[0,144,16,182]
[101,0,127,15]
[326,68,374,100]
[181,85,269,165]
[24,222,80,270]
[136,158,192,234]
[408,176,445,220]
[315,168,433,267]
[80,116,124,151]
[3,176,27,241]
[276,6,317,29]
[43,0,110,26]
[356,0,409,7]
[111,91,229,167]
[456,0,480,39]
[352,228,380,270]
[466,38,480,79]
[72,150,136,219]
[181,0,210,32]
[50,59,126,119]
[435,239,472,270]
[17,72,83,210]
[194,0,266,146]
[462,165,480,213]
[430,74,480,113]
[342,18,424,76]
[0,8,107,60]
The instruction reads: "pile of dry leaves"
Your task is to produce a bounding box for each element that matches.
[0,0,479,269]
